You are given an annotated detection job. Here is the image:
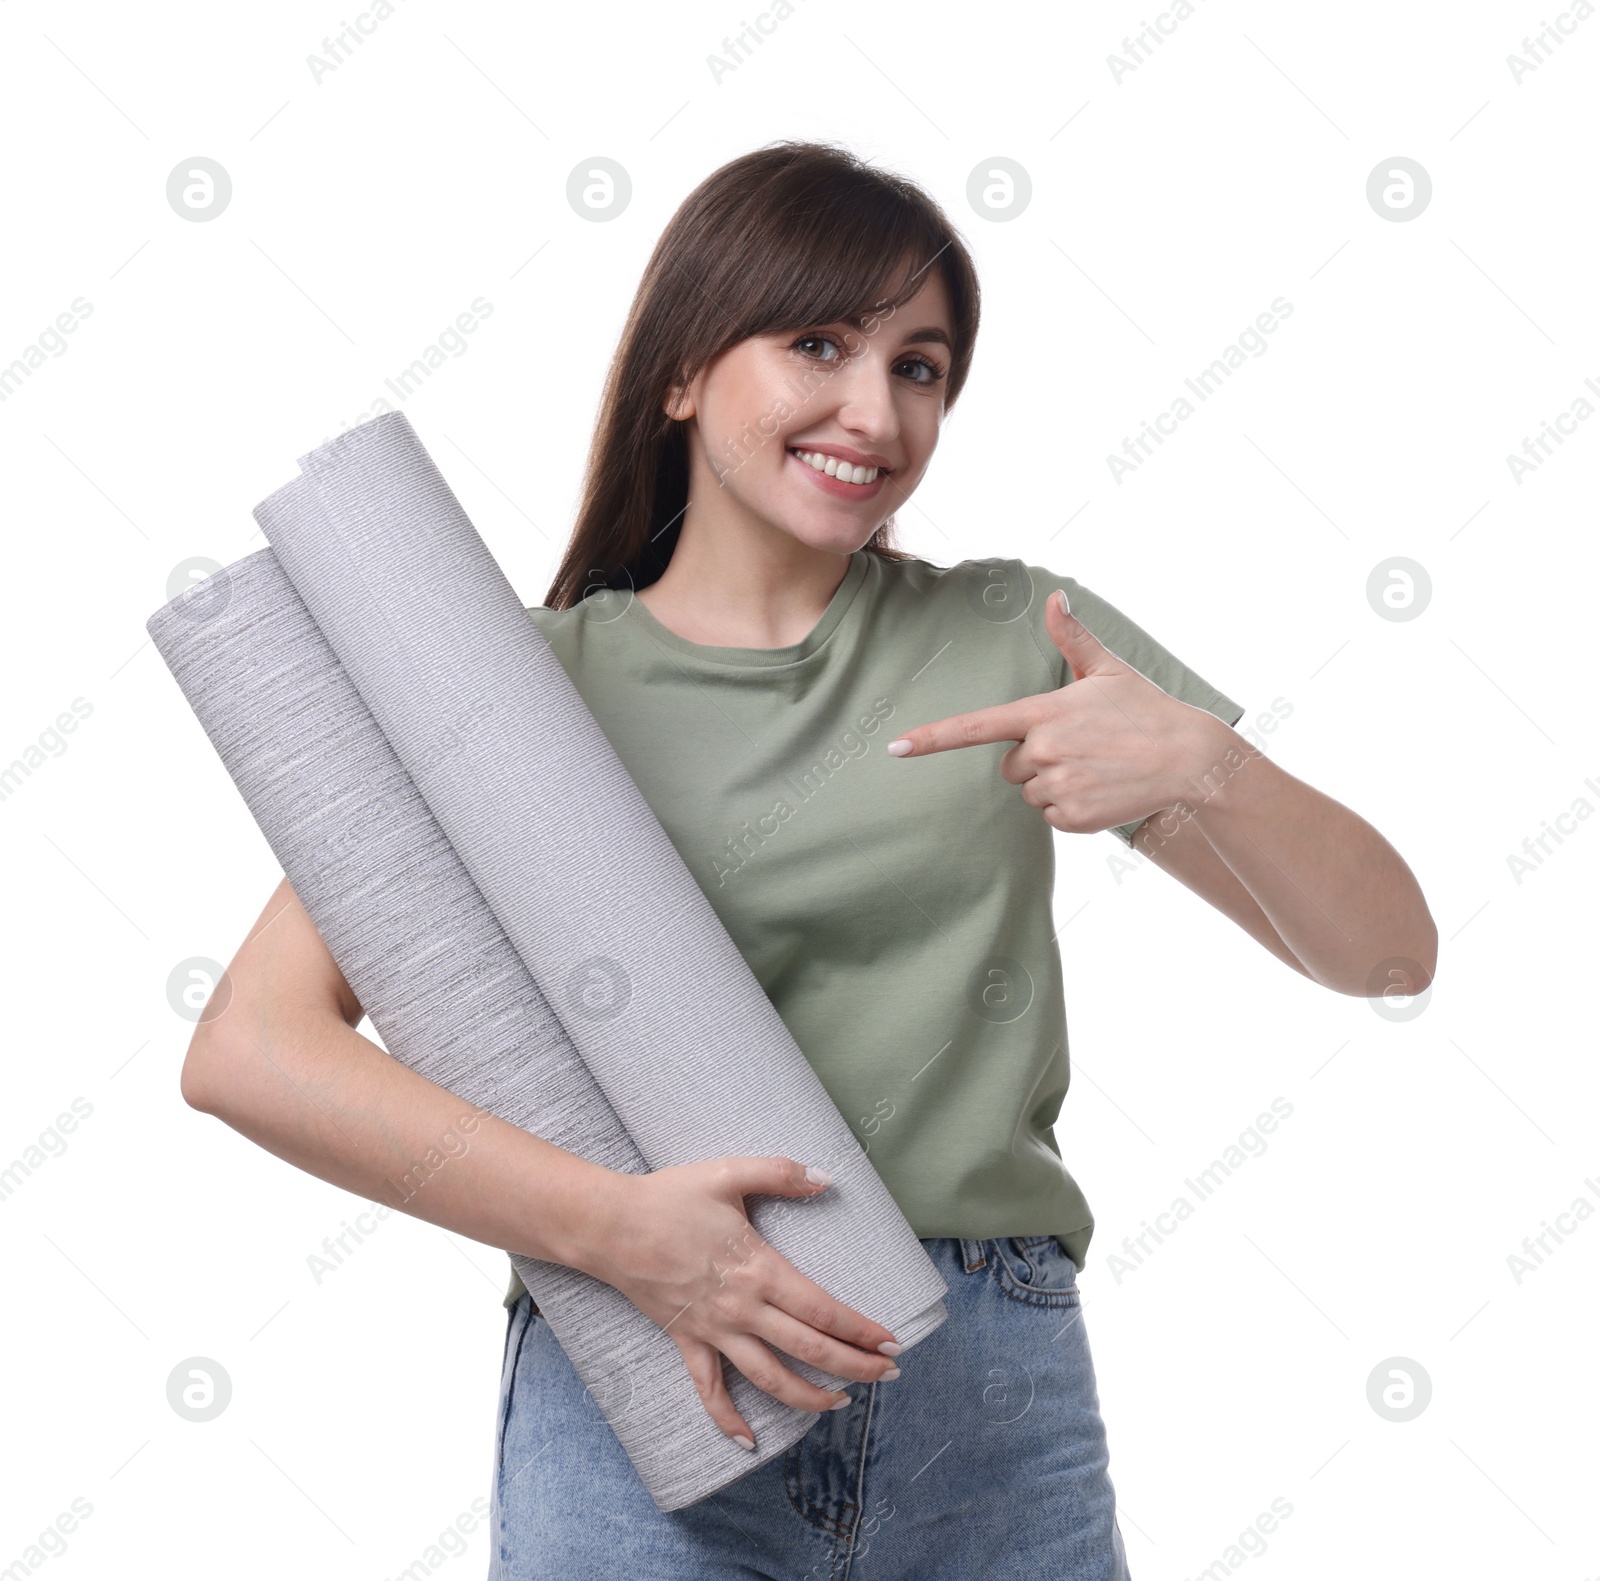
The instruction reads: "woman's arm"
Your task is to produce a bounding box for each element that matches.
[1128,724,1439,997]
[1121,807,1316,979]
[180,877,620,1272]
[887,591,1438,998]
[184,877,904,1445]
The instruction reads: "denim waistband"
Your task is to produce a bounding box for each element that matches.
[958,1236,991,1272]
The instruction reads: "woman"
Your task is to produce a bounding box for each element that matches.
[183,141,1436,1578]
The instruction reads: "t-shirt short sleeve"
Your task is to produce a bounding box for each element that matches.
[1016,563,1247,847]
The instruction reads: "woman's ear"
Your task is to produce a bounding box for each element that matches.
[662,376,695,422]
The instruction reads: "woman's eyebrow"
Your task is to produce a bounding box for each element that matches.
[843,316,951,350]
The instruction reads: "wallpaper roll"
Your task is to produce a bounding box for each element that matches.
[147,548,835,1512]
[253,413,950,1372]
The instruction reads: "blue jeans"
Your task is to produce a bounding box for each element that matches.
[488,1236,1131,1578]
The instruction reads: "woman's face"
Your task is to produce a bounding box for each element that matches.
[667,267,955,557]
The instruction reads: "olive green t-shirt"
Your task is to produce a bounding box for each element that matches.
[501,552,1244,1309]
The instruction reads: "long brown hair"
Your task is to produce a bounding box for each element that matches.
[542,139,981,609]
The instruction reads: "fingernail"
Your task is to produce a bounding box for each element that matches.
[1055,589,1071,615]
[879,1366,901,1381]
[885,738,912,756]
[805,1166,832,1187]
[733,1433,755,1452]
[877,1341,902,1357]
[829,1392,851,1410]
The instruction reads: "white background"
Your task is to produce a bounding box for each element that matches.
[2,0,1596,1576]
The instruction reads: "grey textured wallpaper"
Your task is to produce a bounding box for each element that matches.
[146,412,947,1511]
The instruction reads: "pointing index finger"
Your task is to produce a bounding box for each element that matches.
[885,695,1049,757]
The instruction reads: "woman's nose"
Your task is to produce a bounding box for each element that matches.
[831,363,900,441]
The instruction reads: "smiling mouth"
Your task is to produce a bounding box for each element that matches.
[789,448,887,486]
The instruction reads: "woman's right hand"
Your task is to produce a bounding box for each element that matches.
[572,1156,904,1449]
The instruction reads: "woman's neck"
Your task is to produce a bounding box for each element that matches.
[635,526,857,650]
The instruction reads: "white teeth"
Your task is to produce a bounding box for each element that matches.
[793,449,880,485]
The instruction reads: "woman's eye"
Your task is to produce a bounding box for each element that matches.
[790,334,947,384]
[794,333,842,361]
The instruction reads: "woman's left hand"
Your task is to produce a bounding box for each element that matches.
[884,589,1231,835]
